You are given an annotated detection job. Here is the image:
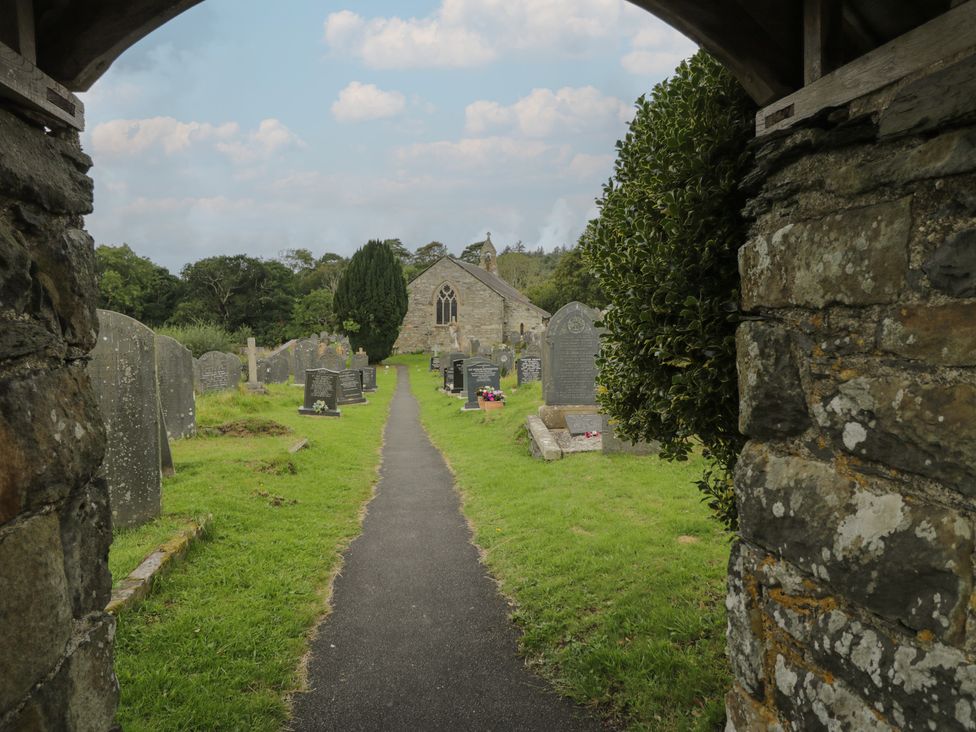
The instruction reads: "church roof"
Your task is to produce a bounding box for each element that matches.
[411,256,550,318]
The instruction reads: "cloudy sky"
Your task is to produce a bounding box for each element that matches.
[80,0,696,273]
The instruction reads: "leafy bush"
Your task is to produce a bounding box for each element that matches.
[582,51,755,531]
[333,240,408,362]
[157,322,246,358]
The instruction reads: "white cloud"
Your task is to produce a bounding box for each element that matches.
[466,86,630,137]
[568,152,613,179]
[90,116,303,162]
[324,10,493,69]
[620,13,697,75]
[91,117,239,156]
[396,136,553,170]
[331,82,407,123]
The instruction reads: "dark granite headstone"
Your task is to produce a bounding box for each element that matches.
[451,358,465,394]
[337,369,367,405]
[351,350,369,369]
[294,336,318,385]
[89,310,162,529]
[194,351,242,393]
[445,351,465,370]
[543,301,603,406]
[155,334,195,439]
[517,356,542,386]
[463,359,501,410]
[361,366,378,392]
[298,368,340,416]
[565,413,603,436]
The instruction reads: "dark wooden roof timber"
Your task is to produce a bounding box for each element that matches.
[0,0,962,104]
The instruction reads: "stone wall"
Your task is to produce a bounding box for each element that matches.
[503,299,548,343]
[396,259,506,353]
[728,54,976,730]
[0,106,117,727]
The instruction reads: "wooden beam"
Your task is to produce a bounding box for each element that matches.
[803,0,829,84]
[757,1,976,135]
[15,0,35,64]
[0,41,84,129]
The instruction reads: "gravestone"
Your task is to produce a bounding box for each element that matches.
[443,367,452,391]
[155,334,195,439]
[493,347,515,376]
[517,355,542,386]
[451,358,465,394]
[194,351,242,393]
[542,301,603,406]
[351,349,369,369]
[463,359,501,411]
[245,337,268,393]
[298,369,340,417]
[88,310,163,529]
[294,336,318,385]
[321,348,345,373]
[259,348,291,384]
[337,369,367,405]
[430,355,441,372]
[507,331,523,347]
[566,413,603,436]
[361,366,378,392]
[469,339,480,356]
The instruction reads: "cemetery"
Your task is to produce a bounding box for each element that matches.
[3,1,976,731]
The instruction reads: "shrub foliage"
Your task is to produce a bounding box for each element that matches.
[334,240,409,362]
[582,51,755,530]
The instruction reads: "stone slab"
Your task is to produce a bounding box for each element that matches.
[543,301,602,406]
[299,369,341,417]
[516,356,542,386]
[525,416,562,461]
[155,334,195,439]
[537,404,601,430]
[565,413,603,436]
[193,351,242,394]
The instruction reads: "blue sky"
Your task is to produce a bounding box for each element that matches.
[80,0,695,273]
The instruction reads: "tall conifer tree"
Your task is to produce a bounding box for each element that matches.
[333,240,408,362]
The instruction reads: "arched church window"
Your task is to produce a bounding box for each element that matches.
[436,284,458,325]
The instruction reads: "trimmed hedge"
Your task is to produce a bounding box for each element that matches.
[582,51,755,530]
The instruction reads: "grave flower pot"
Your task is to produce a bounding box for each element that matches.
[480,399,504,411]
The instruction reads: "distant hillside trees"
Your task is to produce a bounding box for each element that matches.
[333,240,408,362]
[95,244,182,325]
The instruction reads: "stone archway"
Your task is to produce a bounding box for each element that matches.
[2,2,975,729]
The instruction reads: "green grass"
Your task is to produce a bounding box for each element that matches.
[390,354,731,731]
[111,374,395,731]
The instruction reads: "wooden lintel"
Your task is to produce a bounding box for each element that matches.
[0,41,84,130]
[15,0,35,64]
[758,0,976,136]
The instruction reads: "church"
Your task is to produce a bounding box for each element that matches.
[394,235,551,353]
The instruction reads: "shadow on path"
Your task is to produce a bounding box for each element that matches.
[289,365,599,731]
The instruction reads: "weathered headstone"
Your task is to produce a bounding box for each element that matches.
[517,355,542,386]
[155,333,195,439]
[245,337,268,394]
[351,349,369,369]
[361,366,378,392]
[194,351,242,393]
[493,346,515,376]
[451,358,465,394]
[294,336,318,385]
[430,355,441,372]
[542,301,603,406]
[463,358,501,411]
[321,348,345,373]
[298,369,340,417]
[507,331,523,347]
[469,339,480,356]
[337,369,367,405]
[259,348,291,384]
[88,310,162,529]
[565,413,603,436]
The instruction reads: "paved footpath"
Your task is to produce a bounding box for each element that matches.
[290,366,599,732]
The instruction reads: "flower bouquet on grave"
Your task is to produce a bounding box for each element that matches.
[476,386,505,410]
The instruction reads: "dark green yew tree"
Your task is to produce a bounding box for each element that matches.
[333,240,408,362]
[582,51,755,531]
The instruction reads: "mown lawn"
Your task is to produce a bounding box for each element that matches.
[111,373,394,731]
[391,354,731,731]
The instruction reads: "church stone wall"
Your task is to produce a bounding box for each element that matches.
[396,259,506,353]
[504,300,548,342]
[728,55,976,730]
[0,107,118,728]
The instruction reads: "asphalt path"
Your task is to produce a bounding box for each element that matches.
[289,365,599,731]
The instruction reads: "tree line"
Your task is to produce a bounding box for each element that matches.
[95,237,606,345]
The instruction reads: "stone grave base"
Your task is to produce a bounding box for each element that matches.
[298,407,340,417]
[551,429,602,454]
[601,415,660,455]
[525,416,561,461]
[245,382,269,394]
[537,404,600,430]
